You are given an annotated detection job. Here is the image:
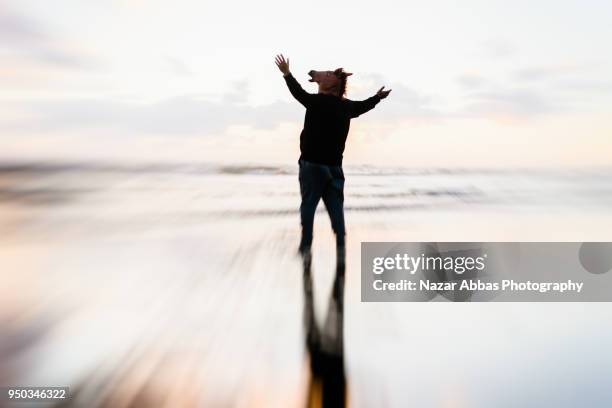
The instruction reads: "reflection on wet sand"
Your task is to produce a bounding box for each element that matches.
[302,255,346,408]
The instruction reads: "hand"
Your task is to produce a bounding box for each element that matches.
[377,86,392,99]
[275,54,290,76]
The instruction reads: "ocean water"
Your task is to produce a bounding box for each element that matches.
[1,161,612,407]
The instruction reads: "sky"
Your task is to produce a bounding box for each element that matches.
[1,0,612,167]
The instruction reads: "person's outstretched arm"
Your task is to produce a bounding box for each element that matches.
[348,86,392,118]
[275,54,313,108]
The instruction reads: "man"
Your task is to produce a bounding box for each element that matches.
[274,54,391,266]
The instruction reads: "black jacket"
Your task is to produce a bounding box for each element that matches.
[284,73,381,166]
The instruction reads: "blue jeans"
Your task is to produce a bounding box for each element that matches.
[298,159,346,249]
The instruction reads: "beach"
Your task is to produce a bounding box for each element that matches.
[1,161,612,407]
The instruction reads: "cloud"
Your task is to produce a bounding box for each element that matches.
[0,10,45,43]
[222,79,250,104]
[3,63,604,138]
[0,9,93,69]
[479,39,517,59]
[553,79,612,94]
[163,56,195,77]
[453,64,609,121]
[461,88,558,119]
[513,65,584,82]
[456,74,487,89]
[1,72,443,137]
[0,92,299,136]
[346,73,440,122]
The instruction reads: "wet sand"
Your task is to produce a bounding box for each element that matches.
[1,162,612,407]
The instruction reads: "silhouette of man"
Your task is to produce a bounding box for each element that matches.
[275,54,391,266]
